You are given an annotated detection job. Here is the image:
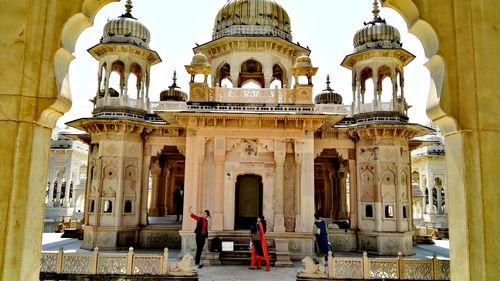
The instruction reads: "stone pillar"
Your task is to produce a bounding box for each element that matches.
[427,174,434,214]
[64,168,72,207]
[348,159,358,229]
[182,128,202,231]
[437,186,443,214]
[55,175,63,207]
[299,138,315,233]
[212,137,225,231]
[338,166,348,219]
[140,149,151,226]
[294,150,302,232]
[273,140,286,232]
[149,157,161,216]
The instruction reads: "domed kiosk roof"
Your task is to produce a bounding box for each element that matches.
[315,76,343,105]
[160,72,188,102]
[213,0,292,41]
[101,0,151,49]
[352,0,402,52]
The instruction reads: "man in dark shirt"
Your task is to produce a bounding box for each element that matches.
[173,185,184,222]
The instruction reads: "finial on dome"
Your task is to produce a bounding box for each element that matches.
[169,71,179,89]
[372,0,380,20]
[125,0,133,14]
[326,75,331,90]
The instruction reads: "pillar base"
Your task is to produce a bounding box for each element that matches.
[81,225,139,250]
[357,231,414,255]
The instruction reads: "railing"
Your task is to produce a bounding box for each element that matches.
[356,101,405,115]
[212,25,292,41]
[41,247,169,276]
[95,96,147,111]
[314,104,352,116]
[42,248,450,280]
[318,252,450,280]
[153,101,188,111]
[208,87,295,104]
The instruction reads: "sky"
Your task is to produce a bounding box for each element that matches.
[60,0,431,127]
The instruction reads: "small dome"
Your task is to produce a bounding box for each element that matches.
[294,54,312,68]
[213,0,292,41]
[160,72,188,102]
[315,76,343,104]
[102,1,151,48]
[191,53,210,66]
[353,1,402,52]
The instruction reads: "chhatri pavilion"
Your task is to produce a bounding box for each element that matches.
[68,0,431,259]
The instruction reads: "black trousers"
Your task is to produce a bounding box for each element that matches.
[195,235,206,265]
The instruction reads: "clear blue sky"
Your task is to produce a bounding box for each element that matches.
[61,0,430,126]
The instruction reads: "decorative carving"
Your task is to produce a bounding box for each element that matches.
[169,254,197,273]
[359,147,378,162]
[244,143,258,156]
[62,255,91,274]
[40,254,57,273]
[298,256,327,278]
[133,256,162,275]
[403,260,433,279]
[369,260,398,279]
[384,239,399,252]
[333,260,363,279]
[97,256,127,274]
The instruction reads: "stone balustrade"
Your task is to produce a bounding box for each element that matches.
[209,86,294,104]
[95,96,148,111]
[40,247,170,277]
[298,251,450,280]
[41,248,449,280]
[356,101,405,115]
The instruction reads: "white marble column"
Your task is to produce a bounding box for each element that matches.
[64,167,72,207]
[55,174,63,207]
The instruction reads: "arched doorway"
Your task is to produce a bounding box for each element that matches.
[234,174,263,230]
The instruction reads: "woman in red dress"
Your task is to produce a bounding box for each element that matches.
[249,215,270,271]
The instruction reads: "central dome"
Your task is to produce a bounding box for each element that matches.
[213,0,292,41]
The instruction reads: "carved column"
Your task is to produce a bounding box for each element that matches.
[149,157,161,216]
[55,173,63,207]
[338,164,348,219]
[212,138,225,231]
[294,149,302,232]
[139,146,151,225]
[47,167,56,208]
[273,140,286,232]
[64,167,72,207]
[182,128,202,231]
[299,138,315,233]
[348,158,358,229]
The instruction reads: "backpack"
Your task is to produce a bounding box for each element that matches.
[210,236,222,252]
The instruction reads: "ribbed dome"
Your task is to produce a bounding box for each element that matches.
[353,1,402,52]
[191,53,210,67]
[213,0,292,41]
[102,1,151,48]
[315,76,343,105]
[160,72,188,102]
[294,54,312,68]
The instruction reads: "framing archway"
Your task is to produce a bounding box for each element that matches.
[2,1,497,280]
